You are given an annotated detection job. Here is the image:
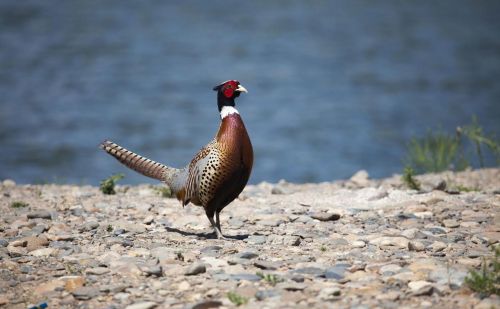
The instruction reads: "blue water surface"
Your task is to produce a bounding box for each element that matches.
[1,1,499,184]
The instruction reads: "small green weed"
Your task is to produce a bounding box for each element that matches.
[465,246,499,297]
[106,225,113,232]
[403,117,499,175]
[454,184,479,192]
[459,116,500,167]
[320,245,327,252]
[10,201,29,208]
[176,251,185,262]
[405,130,463,174]
[256,271,283,286]
[227,291,248,306]
[99,173,124,195]
[155,186,172,198]
[402,166,421,190]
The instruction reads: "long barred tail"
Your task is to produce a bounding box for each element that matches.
[100,140,170,181]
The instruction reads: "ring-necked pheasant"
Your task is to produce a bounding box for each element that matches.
[100,80,253,239]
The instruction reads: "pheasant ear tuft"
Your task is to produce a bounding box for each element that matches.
[213,80,229,91]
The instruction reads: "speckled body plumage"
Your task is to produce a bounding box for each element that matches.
[100,80,252,239]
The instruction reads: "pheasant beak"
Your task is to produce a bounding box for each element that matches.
[236,85,248,93]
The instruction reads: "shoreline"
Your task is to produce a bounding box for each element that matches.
[0,168,499,308]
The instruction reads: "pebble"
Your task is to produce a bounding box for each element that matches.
[408,281,433,296]
[185,263,206,276]
[72,287,100,300]
[369,236,409,248]
[27,211,52,220]
[30,248,56,257]
[64,276,85,292]
[255,290,279,301]
[351,240,366,248]
[246,235,267,245]
[230,273,262,282]
[309,212,341,221]
[293,267,325,276]
[141,265,162,277]
[379,264,402,276]
[318,287,341,300]
[79,221,99,232]
[408,241,426,252]
[85,267,110,275]
[190,300,223,309]
[442,219,460,228]
[125,301,158,309]
[235,251,259,259]
[254,260,281,270]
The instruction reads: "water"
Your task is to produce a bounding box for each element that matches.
[1,1,499,185]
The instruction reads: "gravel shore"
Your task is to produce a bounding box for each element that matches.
[1,168,499,308]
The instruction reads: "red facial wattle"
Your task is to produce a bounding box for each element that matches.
[223,88,234,98]
[222,80,239,98]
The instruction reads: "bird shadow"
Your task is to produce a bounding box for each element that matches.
[164,226,249,241]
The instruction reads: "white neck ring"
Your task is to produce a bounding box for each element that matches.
[220,106,239,119]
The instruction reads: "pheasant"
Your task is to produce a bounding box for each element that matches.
[100,80,253,239]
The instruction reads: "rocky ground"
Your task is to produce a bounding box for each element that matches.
[0,168,499,309]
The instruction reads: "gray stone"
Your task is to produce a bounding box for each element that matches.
[106,237,133,247]
[185,263,206,276]
[283,235,301,246]
[112,220,146,234]
[70,207,84,216]
[228,218,245,229]
[293,267,325,276]
[0,239,8,247]
[351,240,366,248]
[113,228,126,235]
[80,221,99,232]
[278,282,307,291]
[31,224,48,235]
[428,268,467,289]
[246,235,267,245]
[330,238,349,246]
[325,266,347,280]
[20,265,32,274]
[7,245,25,257]
[143,216,154,225]
[309,212,341,221]
[319,287,341,300]
[141,265,162,277]
[255,290,280,300]
[27,211,52,220]
[442,219,460,228]
[191,300,223,309]
[379,264,402,276]
[408,281,433,296]
[290,274,305,283]
[72,286,100,300]
[150,247,178,263]
[370,236,409,248]
[125,301,157,309]
[236,251,259,259]
[424,226,448,235]
[200,245,223,256]
[85,267,110,275]
[260,218,285,227]
[350,170,370,186]
[408,241,426,252]
[230,273,262,282]
[254,260,281,270]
